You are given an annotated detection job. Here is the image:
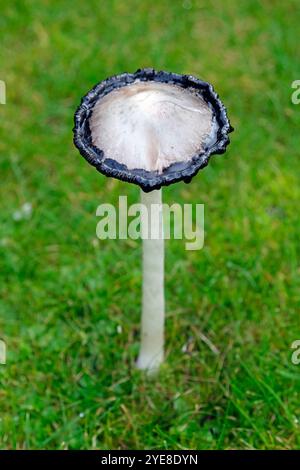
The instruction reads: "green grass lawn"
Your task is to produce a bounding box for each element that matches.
[0,0,300,450]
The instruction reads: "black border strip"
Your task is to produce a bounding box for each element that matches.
[0,449,295,466]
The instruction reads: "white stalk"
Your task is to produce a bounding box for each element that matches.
[136,188,164,373]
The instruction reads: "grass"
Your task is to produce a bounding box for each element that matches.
[0,0,300,450]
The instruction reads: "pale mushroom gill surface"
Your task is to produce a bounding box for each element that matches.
[90,81,213,173]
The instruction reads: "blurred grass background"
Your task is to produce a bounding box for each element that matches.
[0,0,299,450]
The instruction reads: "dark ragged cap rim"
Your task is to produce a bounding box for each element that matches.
[73,68,233,192]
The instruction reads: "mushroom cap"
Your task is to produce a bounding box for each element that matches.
[73,68,233,192]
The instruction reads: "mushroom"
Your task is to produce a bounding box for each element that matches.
[73,68,233,373]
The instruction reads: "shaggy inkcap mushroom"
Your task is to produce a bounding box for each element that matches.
[73,68,233,373]
[73,68,233,191]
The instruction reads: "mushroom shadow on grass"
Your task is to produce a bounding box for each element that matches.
[73,68,233,374]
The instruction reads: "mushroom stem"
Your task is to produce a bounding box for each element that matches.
[136,188,164,373]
